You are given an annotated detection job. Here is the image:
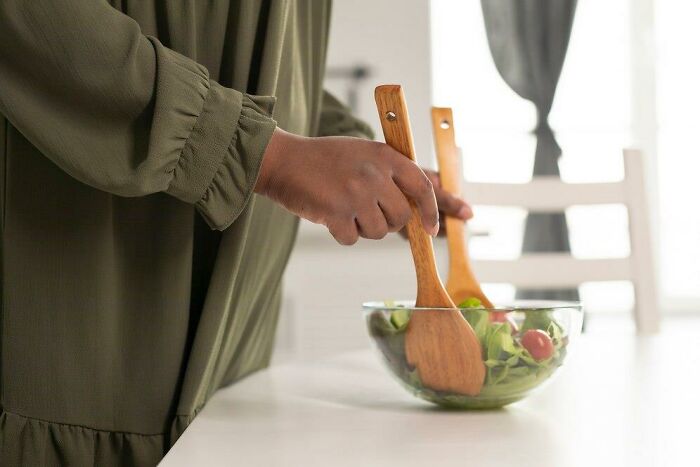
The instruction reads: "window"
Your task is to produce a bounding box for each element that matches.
[431,0,698,312]
[656,0,700,306]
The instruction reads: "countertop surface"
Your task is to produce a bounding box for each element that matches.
[161,328,698,467]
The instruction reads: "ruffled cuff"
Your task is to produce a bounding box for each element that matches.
[195,93,277,230]
[164,76,277,230]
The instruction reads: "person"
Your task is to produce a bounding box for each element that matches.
[0,1,472,465]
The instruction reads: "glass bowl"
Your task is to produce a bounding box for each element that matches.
[363,300,583,409]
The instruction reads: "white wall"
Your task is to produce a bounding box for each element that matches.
[323,0,433,165]
[274,0,434,362]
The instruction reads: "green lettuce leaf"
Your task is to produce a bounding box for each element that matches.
[521,310,562,335]
[390,309,411,330]
[458,297,483,308]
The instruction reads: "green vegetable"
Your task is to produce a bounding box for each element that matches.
[520,310,562,335]
[367,311,407,376]
[390,309,411,330]
[368,311,397,338]
[458,297,483,308]
[463,308,490,344]
[455,297,492,348]
[367,300,570,409]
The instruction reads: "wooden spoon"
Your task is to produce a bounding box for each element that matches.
[431,107,495,309]
[375,86,484,395]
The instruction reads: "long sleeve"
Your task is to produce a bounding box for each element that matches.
[316,91,374,139]
[0,1,277,230]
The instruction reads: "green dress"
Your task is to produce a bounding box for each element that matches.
[0,1,372,465]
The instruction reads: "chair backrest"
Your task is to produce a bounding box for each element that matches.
[463,149,659,333]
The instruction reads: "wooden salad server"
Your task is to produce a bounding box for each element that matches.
[375,86,484,395]
[431,107,495,309]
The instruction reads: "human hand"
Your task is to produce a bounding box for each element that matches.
[395,169,473,239]
[420,169,473,237]
[254,128,440,245]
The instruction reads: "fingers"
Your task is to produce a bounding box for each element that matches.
[390,158,440,236]
[378,183,412,233]
[424,169,442,188]
[434,184,473,220]
[329,206,391,244]
[338,192,408,243]
[356,204,389,240]
[322,142,477,245]
[425,168,473,221]
[328,218,359,245]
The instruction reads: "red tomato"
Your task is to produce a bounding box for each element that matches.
[521,329,554,361]
[490,311,518,334]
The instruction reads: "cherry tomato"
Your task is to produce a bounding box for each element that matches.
[521,329,554,361]
[490,311,518,334]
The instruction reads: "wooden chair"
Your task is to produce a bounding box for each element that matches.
[464,149,660,334]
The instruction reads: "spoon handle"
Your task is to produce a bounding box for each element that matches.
[375,86,451,306]
[431,107,494,309]
[431,108,470,281]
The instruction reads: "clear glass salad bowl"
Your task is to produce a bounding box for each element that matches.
[363,300,583,409]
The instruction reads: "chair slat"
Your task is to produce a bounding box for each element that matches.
[464,178,627,211]
[472,254,632,288]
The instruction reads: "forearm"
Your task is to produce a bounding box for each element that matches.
[0,1,277,230]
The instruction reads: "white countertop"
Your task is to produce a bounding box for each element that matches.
[161,329,698,467]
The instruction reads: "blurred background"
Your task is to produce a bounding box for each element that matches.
[274,0,700,362]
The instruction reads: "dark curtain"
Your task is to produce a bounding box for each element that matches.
[481,0,579,301]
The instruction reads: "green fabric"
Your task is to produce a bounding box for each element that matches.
[318,92,375,139]
[0,1,372,465]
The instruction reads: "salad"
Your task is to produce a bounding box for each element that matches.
[367,299,570,409]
